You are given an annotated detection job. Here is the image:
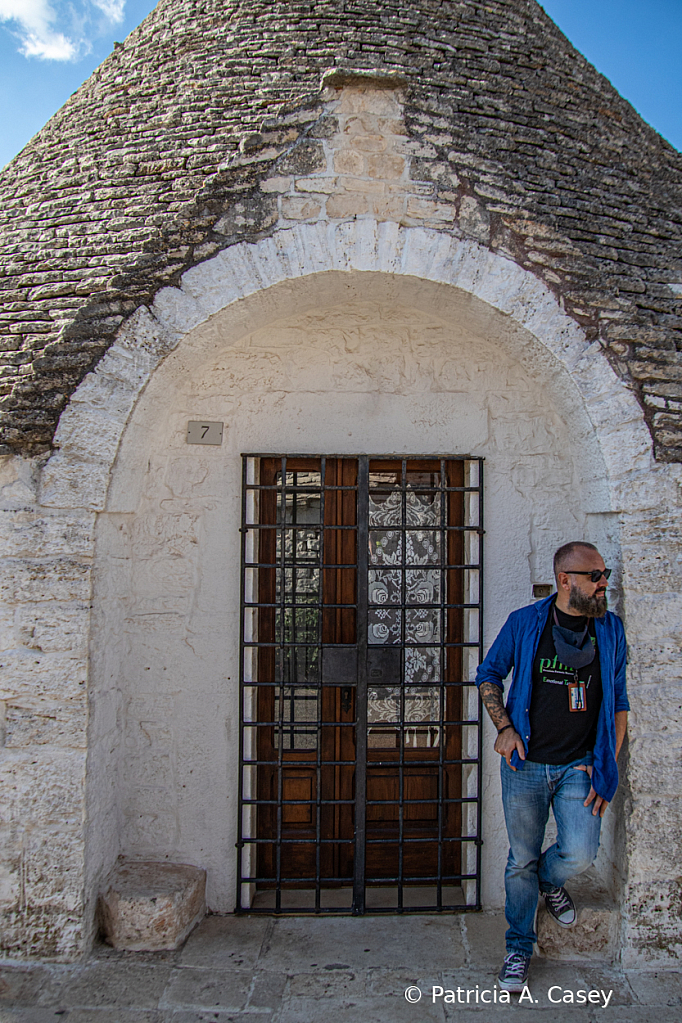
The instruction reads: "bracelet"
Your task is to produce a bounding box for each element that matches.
[497,724,513,734]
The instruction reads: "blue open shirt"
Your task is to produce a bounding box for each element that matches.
[475,594,629,802]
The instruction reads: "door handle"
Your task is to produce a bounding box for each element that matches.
[341,686,353,714]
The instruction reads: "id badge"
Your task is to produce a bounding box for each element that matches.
[567,680,587,712]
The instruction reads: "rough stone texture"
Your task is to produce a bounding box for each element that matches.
[0,0,681,459]
[0,218,681,961]
[537,870,620,964]
[98,860,206,951]
[0,2,681,967]
[1,913,682,1021]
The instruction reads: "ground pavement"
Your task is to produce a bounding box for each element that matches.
[1,913,681,1022]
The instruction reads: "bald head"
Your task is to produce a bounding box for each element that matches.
[553,541,600,581]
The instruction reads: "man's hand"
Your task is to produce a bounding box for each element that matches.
[494,727,526,770]
[479,681,526,770]
[574,764,609,817]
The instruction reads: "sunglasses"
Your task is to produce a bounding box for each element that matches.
[565,569,611,583]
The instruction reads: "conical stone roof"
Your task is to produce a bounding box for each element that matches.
[1,0,681,456]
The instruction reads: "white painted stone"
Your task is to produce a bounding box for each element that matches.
[627,797,682,881]
[86,286,616,918]
[4,697,87,748]
[1,220,678,964]
[0,558,90,604]
[39,456,112,512]
[0,651,88,704]
[15,601,90,655]
[0,508,95,559]
[0,748,85,827]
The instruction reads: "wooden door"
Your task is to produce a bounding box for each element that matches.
[249,455,474,904]
[364,459,463,884]
[256,458,357,886]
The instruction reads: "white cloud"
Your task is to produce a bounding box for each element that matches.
[0,0,126,61]
[92,0,124,23]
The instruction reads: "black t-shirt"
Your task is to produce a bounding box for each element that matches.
[525,601,603,765]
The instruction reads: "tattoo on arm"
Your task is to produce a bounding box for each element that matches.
[479,682,511,731]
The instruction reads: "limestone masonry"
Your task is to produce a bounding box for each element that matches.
[0,0,681,458]
[0,0,681,969]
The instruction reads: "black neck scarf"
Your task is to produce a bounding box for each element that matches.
[552,606,596,669]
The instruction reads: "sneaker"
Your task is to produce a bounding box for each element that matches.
[498,951,531,992]
[543,885,576,927]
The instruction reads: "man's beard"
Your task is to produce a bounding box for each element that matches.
[568,584,607,618]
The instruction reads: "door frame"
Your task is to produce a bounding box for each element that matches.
[237,454,484,914]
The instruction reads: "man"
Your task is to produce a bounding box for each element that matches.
[476,541,629,992]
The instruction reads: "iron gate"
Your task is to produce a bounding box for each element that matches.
[237,455,483,914]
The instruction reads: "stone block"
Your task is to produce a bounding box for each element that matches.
[352,134,387,153]
[333,149,365,176]
[260,175,293,193]
[98,860,206,951]
[537,872,620,963]
[295,176,337,194]
[623,879,682,966]
[15,601,89,655]
[280,196,322,221]
[0,558,90,605]
[339,175,385,194]
[0,510,95,560]
[0,650,88,703]
[0,749,86,828]
[326,194,370,219]
[373,196,407,221]
[4,697,87,748]
[627,796,682,879]
[405,197,456,222]
[367,153,406,179]
[459,195,491,242]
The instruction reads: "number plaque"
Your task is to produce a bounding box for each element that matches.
[186,421,224,445]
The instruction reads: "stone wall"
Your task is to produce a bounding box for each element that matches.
[0,9,681,963]
[3,213,680,961]
[0,454,93,956]
[1,1,681,458]
[96,285,606,916]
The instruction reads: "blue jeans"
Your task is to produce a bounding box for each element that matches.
[500,755,601,956]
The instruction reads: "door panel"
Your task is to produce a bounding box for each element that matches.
[239,455,482,913]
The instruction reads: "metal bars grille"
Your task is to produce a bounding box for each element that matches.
[237,454,483,914]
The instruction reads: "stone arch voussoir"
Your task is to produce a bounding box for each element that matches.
[38,220,654,514]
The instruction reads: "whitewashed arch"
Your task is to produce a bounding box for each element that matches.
[34,218,682,962]
[39,219,653,513]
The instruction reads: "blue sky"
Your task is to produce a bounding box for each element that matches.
[1,0,681,170]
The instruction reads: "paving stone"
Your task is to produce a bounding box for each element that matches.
[573,965,637,1006]
[54,962,172,1009]
[461,912,507,967]
[0,965,66,1008]
[244,971,287,1010]
[627,969,682,1006]
[0,1011,67,1023]
[442,1010,640,1022]
[159,968,252,1013]
[178,916,270,972]
[260,916,467,972]
[167,1013,264,1023]
[55,1012,167,1022]
[286,970,365,1000]
[278,992,447,1022]
[365,968,444,997]
[0,927,681,1022]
